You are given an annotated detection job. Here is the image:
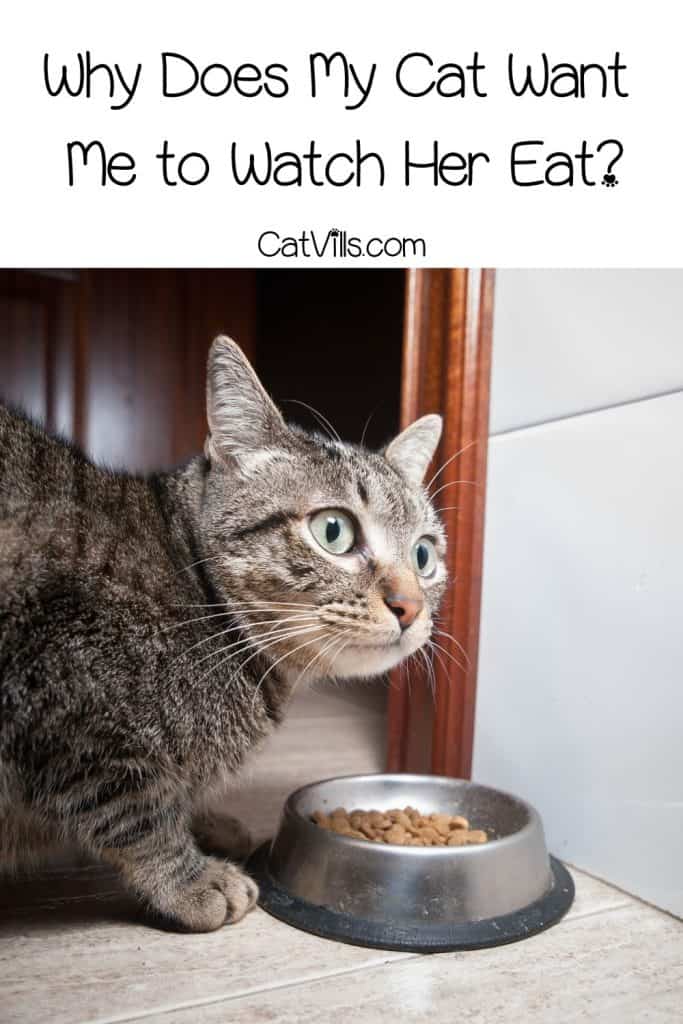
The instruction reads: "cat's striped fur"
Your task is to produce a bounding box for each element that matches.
[0,338,445,931]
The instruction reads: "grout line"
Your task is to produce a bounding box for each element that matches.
[94,954,421,1024]
[565,900,633,923]
[490,386,683,440]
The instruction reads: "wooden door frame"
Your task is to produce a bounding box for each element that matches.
[387,268,495,779]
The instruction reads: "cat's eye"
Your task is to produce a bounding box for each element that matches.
[412,537,437,578]
[309,509,356,555]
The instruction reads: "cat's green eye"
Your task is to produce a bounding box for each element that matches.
[309,509,355,555]
[412,537,437,578]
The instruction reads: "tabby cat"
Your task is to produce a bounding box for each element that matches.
[0,337,445,931]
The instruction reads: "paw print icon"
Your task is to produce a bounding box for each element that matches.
[329,228,340,237]
[602,173,618,187]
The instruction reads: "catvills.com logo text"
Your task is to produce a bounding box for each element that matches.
[258,228,426,259]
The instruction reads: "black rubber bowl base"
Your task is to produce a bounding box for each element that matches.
[247,842,575,954]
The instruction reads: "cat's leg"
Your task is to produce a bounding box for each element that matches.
[0,806,63,873]
[82,802,258,932]
[191,807,253,861]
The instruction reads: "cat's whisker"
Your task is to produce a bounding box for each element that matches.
[428,639,467,675]
[428,640,451,682]
[283,399,341,443]
[425,441,477,491]
[194,623,320,674]
[299,626,342,684]
[359,409,376,448]
[412,650,427,694]
[434,506,460,515]
[270,623,356,703]
[173,614,320,663]
[292,631,347,691]
[163,611,236,631]
[174,600,318,611]
[401,652,421,698]
[400,656,413,699]
[202,622,319,662]
[399,653,411,692]
[408,651,421,698]
[171,611,318,634]
[417,645,436,704]
[250,633,326,711]
[429,478,479,502]
[224,598,318,609]
[311,632,355,693]
[429,646,439,690]
[324,632,355,683]
[237,626,326,691]
[167,601,320,630]
[175,552,226,575]
[425,645,437,693]
[433,627,471,667]
[199,619,327,685]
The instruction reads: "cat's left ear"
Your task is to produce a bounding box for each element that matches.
[205,336,287,465]
[384,414,442,487]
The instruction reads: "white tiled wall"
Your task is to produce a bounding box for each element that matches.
[490,270,683,434]
[473,271,683,917]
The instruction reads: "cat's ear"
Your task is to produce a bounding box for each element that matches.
[205,336,287,464]
[384,414,442,487]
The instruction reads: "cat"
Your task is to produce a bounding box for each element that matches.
[0,337,446,932]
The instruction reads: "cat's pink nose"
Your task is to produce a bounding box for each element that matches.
[384,594,423,630]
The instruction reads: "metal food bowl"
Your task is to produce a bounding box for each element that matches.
[248,773,574,953]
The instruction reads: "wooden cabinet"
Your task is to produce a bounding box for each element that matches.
[0,270,81,438]
[0,270,257,470]
[0,268,494,779]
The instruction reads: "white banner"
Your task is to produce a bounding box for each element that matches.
[1,0,681,266]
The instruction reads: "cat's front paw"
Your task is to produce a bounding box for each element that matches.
[192,811,253,862]
[167,859,259,932]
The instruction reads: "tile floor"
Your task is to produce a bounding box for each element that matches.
[1,686,681,1024]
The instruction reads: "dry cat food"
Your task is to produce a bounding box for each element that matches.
[311,806,488,847]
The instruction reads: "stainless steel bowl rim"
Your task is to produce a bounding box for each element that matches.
[283,771,540,855]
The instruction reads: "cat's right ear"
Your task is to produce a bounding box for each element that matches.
[205,336,287,466]
[384,414,442,487]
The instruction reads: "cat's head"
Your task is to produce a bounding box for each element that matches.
[199,336,446,683]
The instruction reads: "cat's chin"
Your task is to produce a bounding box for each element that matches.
[328,637,427,681]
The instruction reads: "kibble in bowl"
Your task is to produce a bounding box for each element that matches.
[311,805,488,847]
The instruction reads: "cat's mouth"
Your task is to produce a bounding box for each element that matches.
[346,624,430,651]
[348,638,401,650]
[327,633,427,680]
[328,622,432,676]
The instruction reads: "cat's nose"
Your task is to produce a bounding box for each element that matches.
[384,594,423,631]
